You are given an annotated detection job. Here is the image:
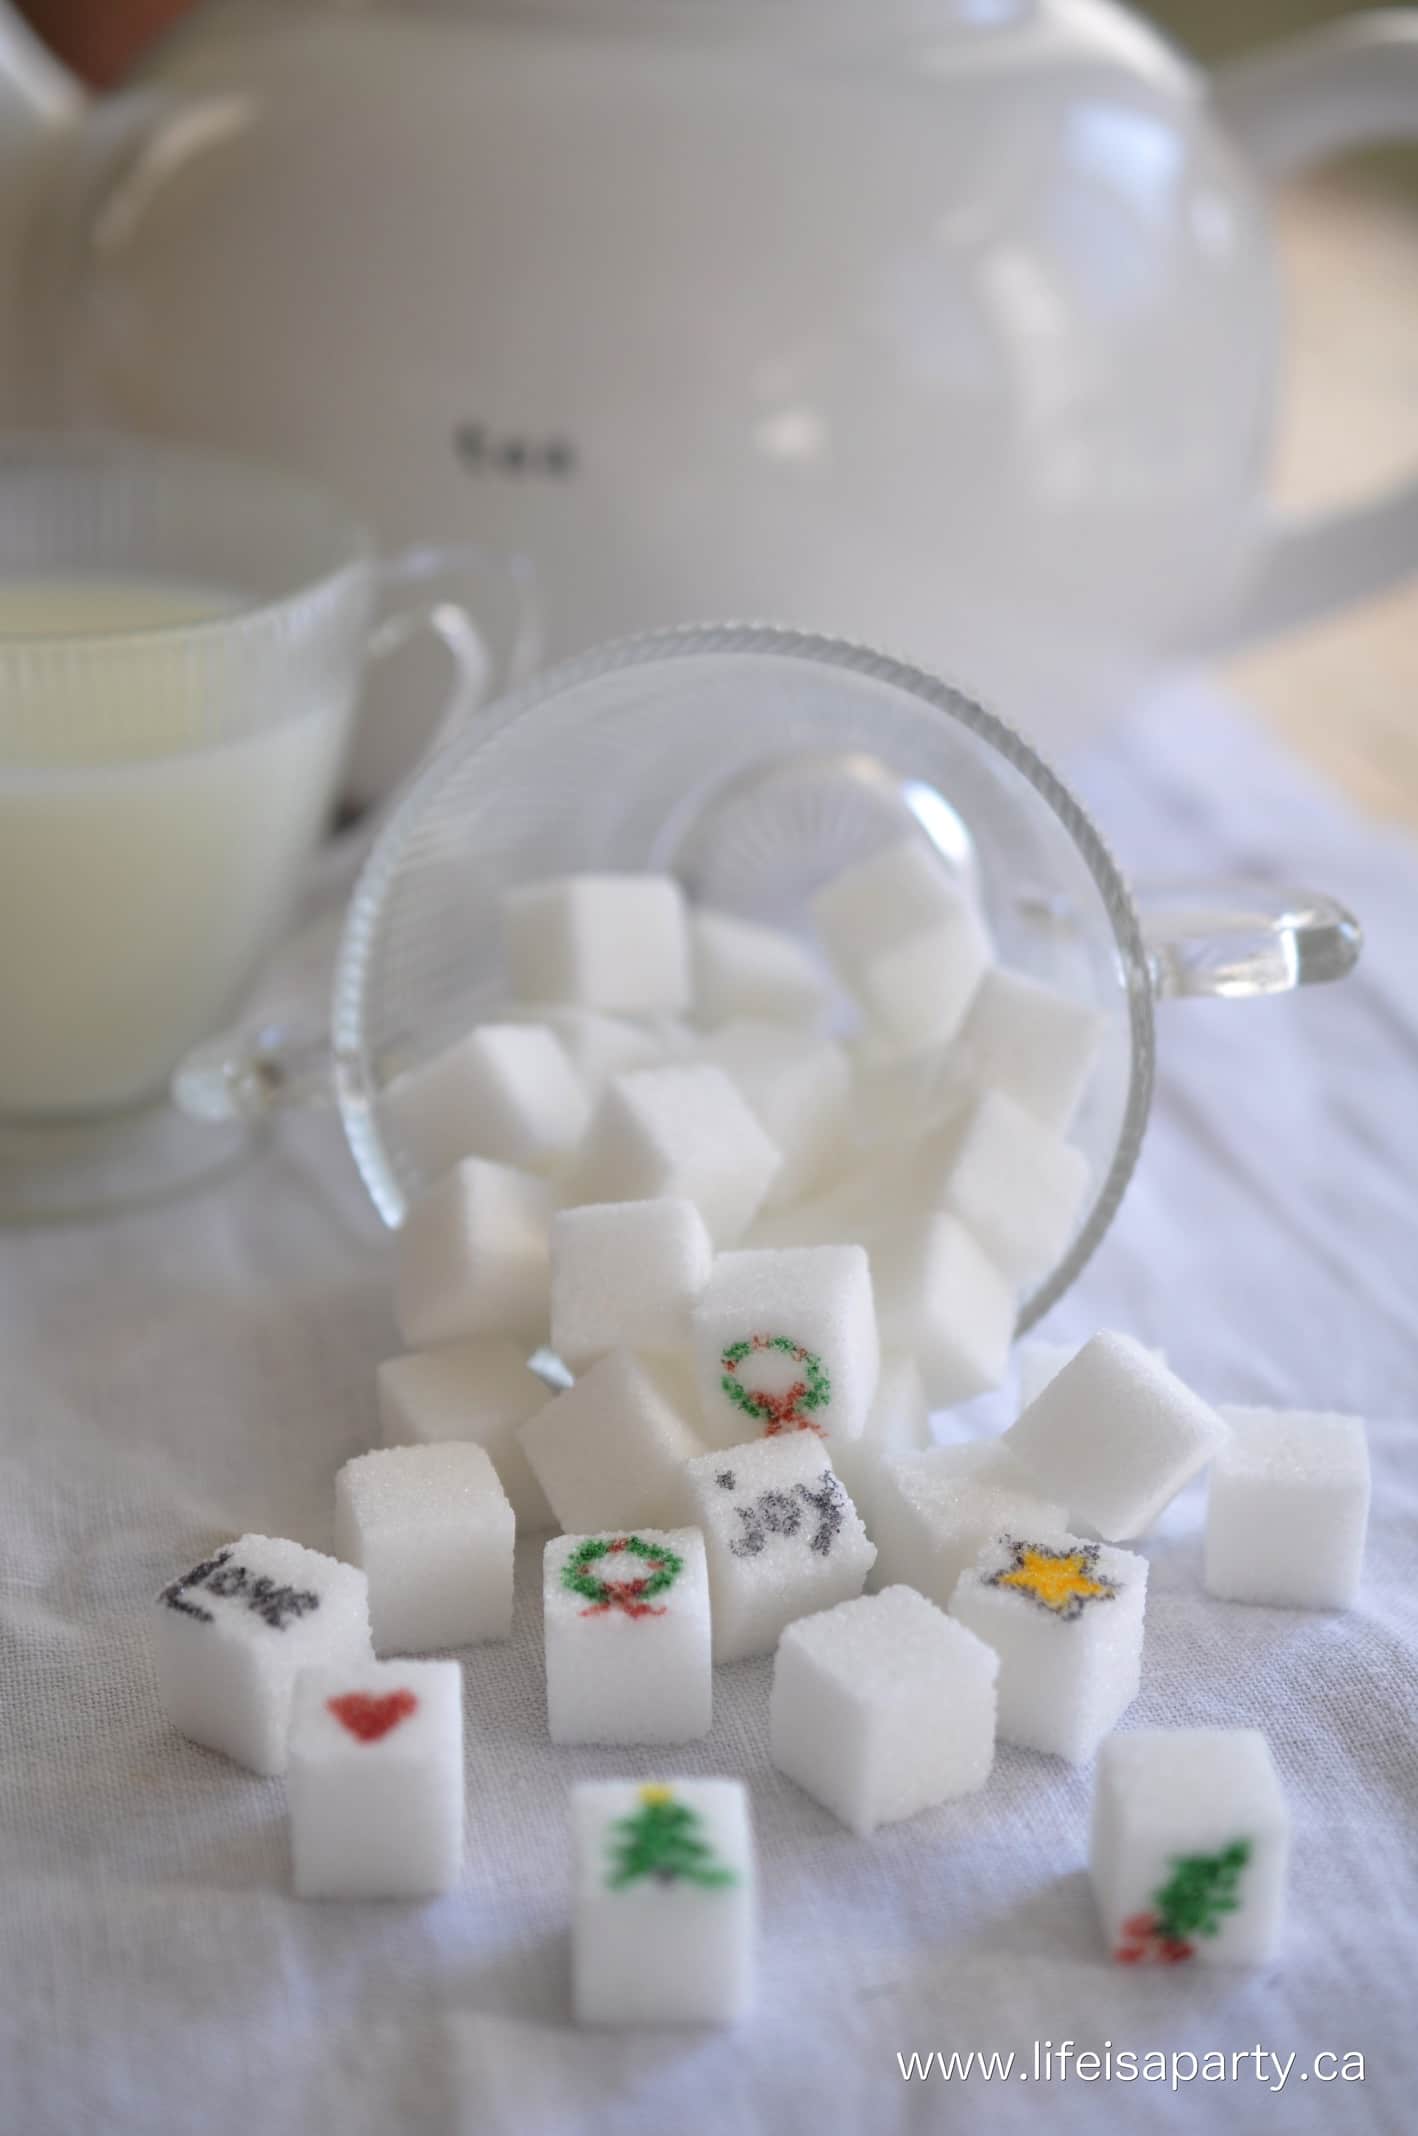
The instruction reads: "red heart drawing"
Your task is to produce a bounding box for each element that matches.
[327,1688,418,1744]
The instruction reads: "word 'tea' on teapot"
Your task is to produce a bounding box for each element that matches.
[2,0,1418,780]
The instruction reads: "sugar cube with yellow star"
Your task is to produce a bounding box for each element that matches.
[948,1529,1147,1762]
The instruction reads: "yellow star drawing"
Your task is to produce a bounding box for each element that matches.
[989,1539,1120,1621]
[638,1783,675,1807]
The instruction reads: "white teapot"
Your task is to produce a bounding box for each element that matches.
[2,0,1417,778]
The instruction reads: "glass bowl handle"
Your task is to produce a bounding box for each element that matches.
[1137,883,1362,1000]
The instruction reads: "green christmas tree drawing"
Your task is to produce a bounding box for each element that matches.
[605,1786,737,1890]
[1117,1839,1252,1963]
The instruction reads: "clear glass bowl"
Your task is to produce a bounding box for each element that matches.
[327,625,1359,1328]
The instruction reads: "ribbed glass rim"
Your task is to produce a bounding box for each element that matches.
[334,623,1156,1327]
[0,432,376,650]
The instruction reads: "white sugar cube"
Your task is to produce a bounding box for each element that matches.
[544,1527,711,1745]
[334,1443,513,1654]
[1092,1729,1289,1965]
[1205,1407,1369,1609]
[153,1535,371,1776]
[504,873,691,1013]
[919,1090,1090,1286]
[829,1354,931,1530]
[1003,1333,1229,1540]
[848,1039,971,1151]
[771,1586,998,1833]
[678,1435,875,1663]
[394,1159,552,1350]
[550,1198,713,1367]
[572,1063,781,1246]
[703,1021,851,1208]
[572,1778,755,2025]
[530,1006,662,1100]
[691,909,829,1029]
[387,1022,588,1180]
[377,1337,555,1531]
[871,1446,1068,1609]
[288,1658,463,1899]
[1016,1335,1167,1415]
[873,1213,1014,1408]
[520,1351,705,1533]
[956,967,1103,1132]
[950,1529,1147,1762]
[812,838,990,1052]
[690,1245,879,1453]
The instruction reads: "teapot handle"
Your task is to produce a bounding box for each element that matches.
[1205,12,1418,648]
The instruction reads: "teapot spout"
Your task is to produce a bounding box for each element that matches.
[0,3,84,417]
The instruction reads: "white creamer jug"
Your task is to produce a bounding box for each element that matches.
[1,0,1416,782]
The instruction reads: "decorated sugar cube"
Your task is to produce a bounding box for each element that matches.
[377,1336,555,1530]
[690,1245,879,1452]
[690,909,829,1029]
[549,1198,713,1366]
[771,1586,998,1834]
[811,837,991,1052]
[544,1527,711,1744]
[1003,1332,1229,1539]
[701,1022,850,1208]
[153,1535,371,1775]
[520,1350,705,1533]
[679,1434,875,1663]
[873,1212,1014,1408]
[334,1443,514,1654]
[829,1353,931,1531]
[394,1158,553,1350]
[571,1778,755,2025]
[950,1529,1147,1762]
[1091,1729,1289,1966]
[383,1020,589,1183]
[288,1658,463,1899]
[1205,1407,1369,1609]
[573,1062,781,1246]
[503,873,692,1013]
[955,966,1103,1133]
[871,1445,1068,1609]
[919,1089,1090,1285]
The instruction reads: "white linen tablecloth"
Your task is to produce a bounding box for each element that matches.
[3,680,1416,2136]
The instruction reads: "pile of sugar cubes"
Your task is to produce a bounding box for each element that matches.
[149,854,1372,2024]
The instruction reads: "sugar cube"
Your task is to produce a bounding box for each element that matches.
[829,1353,931,1529]
[334,1443,514,1654]
[871,1446,1068,1609]
[520,1351,705,1533]
[389,1021,589,1181]
[678,1435,875,1662]
[691,909,829,1029]
[572,1062,781,1246]
[394,1159,553,1350]
[956,967,1103,1132]
[848,1039,971,1151]
[544,1527,712,1745]
[549,1198,713,1367]
[690,1245,879,1453]
[377,1337,555,1530]
[529,1006,662,1101]
[153,1535,371,1776]
[1091,1729,1289,1965]
[503,874,691,1013]
[702,1021,851,1208]
[918,1089,1090,1286]
[1205,1406,1369,1609]
[1003,1333,1229,1539]
[812,838,990,1052]
[288,1658,463,1899]
[771,1586,998,1833]
[873,1212,1015,1408]
[950,1529,1147,1762]
[571,1778,755,2024]
[1016,1336,1166,1416]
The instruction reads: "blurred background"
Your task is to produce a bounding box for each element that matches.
[12,0,1418,820]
